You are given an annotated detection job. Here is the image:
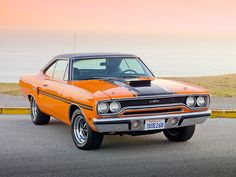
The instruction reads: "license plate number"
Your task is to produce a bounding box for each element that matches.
[145,119,165,130]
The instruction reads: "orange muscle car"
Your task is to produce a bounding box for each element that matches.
[20,53,211,150]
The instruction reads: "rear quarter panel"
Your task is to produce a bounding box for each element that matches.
[19,73,45,109]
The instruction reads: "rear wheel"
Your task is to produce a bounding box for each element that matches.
[30,97,50,125]
[163,125,195,142]
[71,109,103,150]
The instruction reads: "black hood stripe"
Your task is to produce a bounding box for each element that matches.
[109,80,174,97]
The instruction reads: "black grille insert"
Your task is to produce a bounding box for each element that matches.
[119,96,187,108]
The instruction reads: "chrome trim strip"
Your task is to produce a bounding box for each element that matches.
[123,108,183,117]
[93,110,211,123]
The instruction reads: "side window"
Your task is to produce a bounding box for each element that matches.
[53,60,68,80]
[45,62,56,78]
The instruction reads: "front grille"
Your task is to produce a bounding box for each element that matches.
[123,108,182,116]
[119,96,187,108]
[97,95,209,116]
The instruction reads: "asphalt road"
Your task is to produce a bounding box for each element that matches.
[0,115,235,177]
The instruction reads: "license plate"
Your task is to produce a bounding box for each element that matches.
[145,119,165,130]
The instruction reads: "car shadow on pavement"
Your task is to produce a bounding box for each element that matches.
[100,134,191,151]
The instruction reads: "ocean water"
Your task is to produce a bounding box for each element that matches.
[0,33,235,82]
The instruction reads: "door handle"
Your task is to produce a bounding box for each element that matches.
[43,84,49,87]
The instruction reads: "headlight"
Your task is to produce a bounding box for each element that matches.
[186,96,196,107]
[109,101,121,113]
[197,96,207,107]
[97,102,109,114]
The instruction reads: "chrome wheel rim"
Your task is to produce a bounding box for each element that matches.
[31,100,37,121]
[73,116,88,145]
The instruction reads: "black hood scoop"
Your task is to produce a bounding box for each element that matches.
[128,80,151,87]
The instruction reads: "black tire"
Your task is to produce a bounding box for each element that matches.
[71,109,103,150]
[163,125,195,142]
[30,97,50,125]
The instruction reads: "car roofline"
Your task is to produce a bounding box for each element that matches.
[53,53,138,60]
[40,53,154,82]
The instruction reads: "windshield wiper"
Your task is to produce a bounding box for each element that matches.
[81,76,149,81]
[81,77,117,81]
[120,75,143,79]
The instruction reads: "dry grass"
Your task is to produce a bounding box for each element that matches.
[0,83,20,96]
[165,74,236,97]
[0,74,236,97]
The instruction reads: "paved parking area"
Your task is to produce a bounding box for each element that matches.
[0,115,235,177]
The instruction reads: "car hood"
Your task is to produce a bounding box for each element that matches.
[70,78,208,100]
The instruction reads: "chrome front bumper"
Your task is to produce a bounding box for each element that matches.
[93,110,211,133]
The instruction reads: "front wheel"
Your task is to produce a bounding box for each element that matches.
[71,110,103,150]
[163,125,195,142]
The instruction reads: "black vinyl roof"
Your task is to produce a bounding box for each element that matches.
[54,53,137,60]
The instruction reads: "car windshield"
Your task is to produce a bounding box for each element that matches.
[72,57,154,80]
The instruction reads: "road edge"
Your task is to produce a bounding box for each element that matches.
[0,107,236,118]
[0,107,30,115]
[211,110,236,119]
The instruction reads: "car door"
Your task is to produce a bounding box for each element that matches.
[36,61,57,114]
[39,59,69,122]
